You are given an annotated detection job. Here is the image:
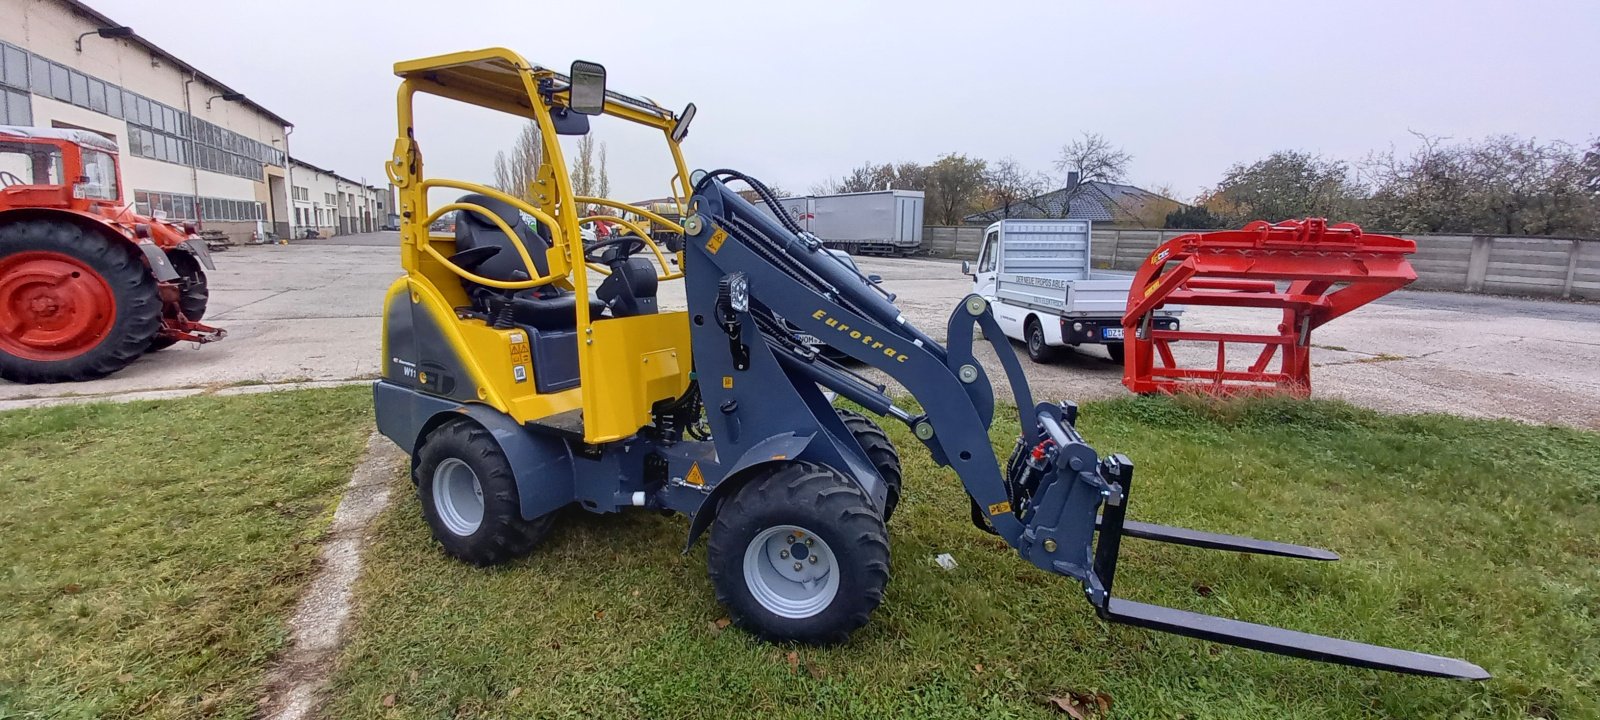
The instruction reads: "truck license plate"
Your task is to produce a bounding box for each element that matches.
[797,333,822,346]
[1102,327,1124,340]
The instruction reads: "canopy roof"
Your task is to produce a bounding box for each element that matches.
[394,48,677,128]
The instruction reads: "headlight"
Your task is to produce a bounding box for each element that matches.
[727,272,749,313]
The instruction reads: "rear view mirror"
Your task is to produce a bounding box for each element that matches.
[671,103,697,143]
[960,260,972,276]
[867,274,883,284]
[568,60,607,115]
[550,107,590,136]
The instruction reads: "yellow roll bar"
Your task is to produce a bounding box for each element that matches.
[391,47,696,443]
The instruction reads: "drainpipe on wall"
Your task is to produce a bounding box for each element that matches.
[283,126,296,242]
[182,75,202,229]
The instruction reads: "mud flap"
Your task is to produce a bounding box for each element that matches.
[136,240,179,280]
[179,238,216,270]
[681,432,816,551]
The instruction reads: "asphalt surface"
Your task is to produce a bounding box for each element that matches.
[4,232,1597,430]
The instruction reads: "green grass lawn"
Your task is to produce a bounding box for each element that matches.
[0,386,374,719]
[326,397,1599,719]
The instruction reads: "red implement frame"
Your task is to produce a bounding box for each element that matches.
[1121,219,1416,397]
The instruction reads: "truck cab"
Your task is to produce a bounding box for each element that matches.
[964,219,1179,363]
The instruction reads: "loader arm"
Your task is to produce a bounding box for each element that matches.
[680,173,1487,680]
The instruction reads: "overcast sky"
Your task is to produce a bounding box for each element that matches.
[91,0,1600,203]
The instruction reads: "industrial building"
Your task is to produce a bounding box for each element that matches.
[1,0,389,242]
[289,158,388,238]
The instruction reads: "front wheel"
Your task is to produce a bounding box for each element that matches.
[414,419,554,566]
[835,408,902,522]
[707,461,890,644]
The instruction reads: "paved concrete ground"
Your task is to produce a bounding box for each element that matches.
[5,233,1597,429]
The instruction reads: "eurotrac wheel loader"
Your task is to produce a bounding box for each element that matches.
[372,48,1487,679]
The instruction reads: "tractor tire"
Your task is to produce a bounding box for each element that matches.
[1025,317,1055,364]
[415,419,554,566]
[1105,343,1126,364]
[835,407,902,522]
[0,219,162,383]
[707,461,891,644]
[148,251,210,352]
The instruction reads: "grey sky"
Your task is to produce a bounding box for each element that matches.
[92,0,1600,204]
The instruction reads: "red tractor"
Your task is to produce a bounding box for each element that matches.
[0,126,223,383]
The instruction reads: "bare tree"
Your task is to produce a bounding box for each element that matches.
[1362,133,1599,236]
[983,157,1049,218]
[571,134,597,202]
[492,121,543,202]
[813,161,929,195]
[1055,132,1131,184]
[597,141,610,199]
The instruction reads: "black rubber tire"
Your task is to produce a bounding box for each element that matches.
[1025,317,1055,364]
[1105,343,1125,364]
[835,408,902,522]
[148,251,209,352]
[0,220,162,383]
[707,461,891,644]
[414,419,554,566]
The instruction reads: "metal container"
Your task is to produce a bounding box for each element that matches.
[758,190,924,255]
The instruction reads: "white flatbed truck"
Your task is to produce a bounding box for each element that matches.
[962,219,1180,363]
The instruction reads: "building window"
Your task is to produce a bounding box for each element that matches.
[0,87,29,125]
[0,44,26,89]
[2,44,281,179]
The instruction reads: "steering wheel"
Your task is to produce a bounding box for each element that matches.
[0,171,23,187]
[583,234,648,265]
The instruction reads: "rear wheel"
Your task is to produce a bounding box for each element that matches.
[148,251,209,352]
[415,419,554,566]
[1105,343,1126,364]
[1025,317,1055,363]
[0,220,162,383]
[708,461,890,644]
[835,408,902,521]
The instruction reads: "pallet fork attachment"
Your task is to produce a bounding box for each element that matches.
[1005,399,1489,680]
[1121,219,1417,396]
[1087,452,1488,679]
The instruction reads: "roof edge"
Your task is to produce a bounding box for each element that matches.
[61,0,293,128]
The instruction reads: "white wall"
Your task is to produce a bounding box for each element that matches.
[2,0,289,241]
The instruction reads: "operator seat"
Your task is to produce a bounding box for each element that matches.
[449,193,604,331]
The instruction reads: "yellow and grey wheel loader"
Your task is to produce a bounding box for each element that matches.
[373,48,1486,677]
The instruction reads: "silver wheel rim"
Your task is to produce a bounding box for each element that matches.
[432,458,484,536]
[742,524,839,619]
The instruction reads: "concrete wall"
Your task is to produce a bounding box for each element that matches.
[922,226,1600,300]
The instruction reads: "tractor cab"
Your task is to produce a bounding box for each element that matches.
[0,126,124,214]
[380,48,695,444]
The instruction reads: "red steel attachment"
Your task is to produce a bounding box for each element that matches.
[1120,219,1416,397]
